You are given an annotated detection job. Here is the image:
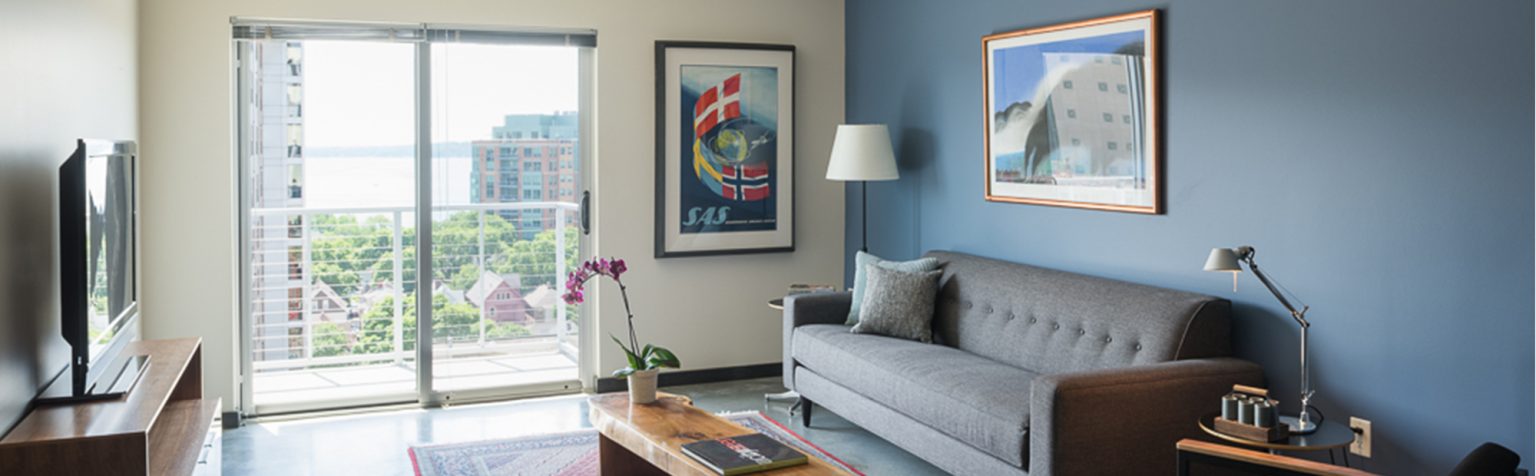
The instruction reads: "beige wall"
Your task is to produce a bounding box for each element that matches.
[138,0,845,411]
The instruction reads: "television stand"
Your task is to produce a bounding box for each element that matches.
[0,338,220,475]
[34,354,151,405]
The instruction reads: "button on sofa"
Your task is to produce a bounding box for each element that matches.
[782,251,1264,475]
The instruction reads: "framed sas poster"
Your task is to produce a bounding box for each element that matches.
[655,41,795,257]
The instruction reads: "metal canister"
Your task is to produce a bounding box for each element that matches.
[1254,399,1275,428]
[1237,397,1257,425]
[1221,394,1240,420]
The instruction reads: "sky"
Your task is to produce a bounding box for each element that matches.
[302,41,580,148]
[991,31,1143,114]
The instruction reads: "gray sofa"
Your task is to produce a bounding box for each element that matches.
[782,251,1263,475]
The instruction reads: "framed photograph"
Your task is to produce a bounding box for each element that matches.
[983,10,1161,214]
[655,41,795,257]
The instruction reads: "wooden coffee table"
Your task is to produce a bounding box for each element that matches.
[588,392,852,476]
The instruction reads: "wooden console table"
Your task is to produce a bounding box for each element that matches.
[0,338,221,475]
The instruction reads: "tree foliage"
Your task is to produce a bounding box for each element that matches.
[302,211,579,358]
[312,322,351,357]
[306,211,578,296]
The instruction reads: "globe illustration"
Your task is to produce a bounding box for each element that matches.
[710,127,750,166]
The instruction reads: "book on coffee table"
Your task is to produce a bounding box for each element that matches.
[681,433,809,475]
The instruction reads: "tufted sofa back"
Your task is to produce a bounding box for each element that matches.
[925,251,1232,375]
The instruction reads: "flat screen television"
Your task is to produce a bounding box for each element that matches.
[45,139,143,403]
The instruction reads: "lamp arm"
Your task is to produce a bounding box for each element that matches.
[1244,259,1309,328]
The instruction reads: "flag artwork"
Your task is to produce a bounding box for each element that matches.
[679,66,779,235]
[656,42,793,257]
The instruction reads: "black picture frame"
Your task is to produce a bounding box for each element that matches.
[654,41,796,258]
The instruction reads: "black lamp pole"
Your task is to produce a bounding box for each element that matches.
[860,180,869,252]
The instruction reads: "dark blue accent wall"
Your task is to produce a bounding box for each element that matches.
[845,0,1533,473]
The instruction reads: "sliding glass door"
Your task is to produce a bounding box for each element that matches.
[424,42,585,400]
[236,22,593,415]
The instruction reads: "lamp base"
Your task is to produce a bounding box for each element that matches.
[1279,415,1318,435]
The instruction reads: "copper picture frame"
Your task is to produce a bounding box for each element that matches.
[982,10,1162,214]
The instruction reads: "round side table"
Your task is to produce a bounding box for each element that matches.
[1197,413,1358,467]
[764,296,798,408]
[765,297,798,411]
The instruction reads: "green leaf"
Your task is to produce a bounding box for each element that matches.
[640,344,656,361]
[646,346,681,369]
[612,367,636,378]
[609,334,632,354]
[611,335,641,370]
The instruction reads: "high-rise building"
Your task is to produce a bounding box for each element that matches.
[1040,52,1145,183]
[244,41,307,362]
[470,113,580,238]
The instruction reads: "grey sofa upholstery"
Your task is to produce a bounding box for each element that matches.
[783,251,1263,475]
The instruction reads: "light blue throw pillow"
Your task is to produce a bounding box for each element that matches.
[847,251,941,325]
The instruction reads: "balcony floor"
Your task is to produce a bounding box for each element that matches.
[252,346,578,412]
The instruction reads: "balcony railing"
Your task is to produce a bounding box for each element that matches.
[247,202,579,377]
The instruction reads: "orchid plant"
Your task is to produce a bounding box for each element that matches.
[562,257,680,377]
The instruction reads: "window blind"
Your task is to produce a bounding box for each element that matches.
[231,18,596,47]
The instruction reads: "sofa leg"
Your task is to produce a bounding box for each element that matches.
[800,398,813,427]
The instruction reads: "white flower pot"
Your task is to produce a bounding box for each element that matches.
[628,369,659,404]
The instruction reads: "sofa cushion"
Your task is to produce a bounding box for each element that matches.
[793,324,1036,467]
[851,264,942,342]
[847,251,941,325]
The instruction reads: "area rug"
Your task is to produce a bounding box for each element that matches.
[408,411,862,476]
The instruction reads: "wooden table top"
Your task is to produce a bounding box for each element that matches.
[2,337,201,444]
[588,392,851,476]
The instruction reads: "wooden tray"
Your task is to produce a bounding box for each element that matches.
[1213,416,1291,442]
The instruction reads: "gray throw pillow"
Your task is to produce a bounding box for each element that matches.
[847,251,940,325]
[851,264,941,343]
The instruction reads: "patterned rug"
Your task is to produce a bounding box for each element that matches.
[408,411,862,476]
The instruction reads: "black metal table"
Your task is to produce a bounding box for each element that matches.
[1197,412,1358,466]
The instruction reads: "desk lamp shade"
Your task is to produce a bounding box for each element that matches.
[826,125,899,181]
[1203,248,1242,272]
[1204,248,1242,291]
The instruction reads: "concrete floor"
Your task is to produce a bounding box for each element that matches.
[222,377,948,476]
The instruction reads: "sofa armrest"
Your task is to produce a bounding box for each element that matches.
[1030,358,1264,476]
[782,292,852,390]
[784,292,853,328]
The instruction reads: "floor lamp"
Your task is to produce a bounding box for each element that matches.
[825,124,900,252]
[767,125,901,413]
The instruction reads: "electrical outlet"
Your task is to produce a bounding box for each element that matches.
[1349,417,1372,458]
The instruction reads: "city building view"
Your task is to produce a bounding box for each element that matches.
[240,39,583,410]
[470,112,580,238]
[246,40,309,364]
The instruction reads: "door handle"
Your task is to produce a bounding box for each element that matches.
[580,191,591,235]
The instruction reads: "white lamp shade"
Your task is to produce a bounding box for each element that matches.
[1203,248,1242,272]
[826,124,899,181]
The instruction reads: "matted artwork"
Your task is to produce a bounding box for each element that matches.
[983,10,1161,213]
[655,41,795,257]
